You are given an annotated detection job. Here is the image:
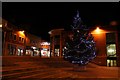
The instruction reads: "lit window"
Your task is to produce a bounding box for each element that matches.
[107,44,116,57]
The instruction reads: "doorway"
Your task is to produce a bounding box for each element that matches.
[106,33,117,67]
[107,59,117,67]
[106,44,117,67]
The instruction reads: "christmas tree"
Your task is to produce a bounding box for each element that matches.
[63,11,96,66]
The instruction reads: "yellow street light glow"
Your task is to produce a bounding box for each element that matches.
[91,27,107,34]
[19,30,25,37]
[21,30,24,33]
[20,30,24,33]
[95,27,100,34]
[20,31,24,33]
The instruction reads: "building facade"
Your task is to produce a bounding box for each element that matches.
[2,19,48,56]
[48,28,73,58]
[40,42,50,58]
[25,33,42,56]
[48,29,65,58]
[90,26,120,67]
[49,26,120,67]
[2,19,26,56]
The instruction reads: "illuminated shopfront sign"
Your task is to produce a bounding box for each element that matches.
[40,42,50,57]
[41,42,50,45]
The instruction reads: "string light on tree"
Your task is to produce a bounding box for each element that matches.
[63,11,96,66]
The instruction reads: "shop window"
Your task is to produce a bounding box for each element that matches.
[17,48,23,56]
[26,50,33,56]
[33,49,40,56]
[41,48,50,57]
[106,44,117,67]
[107,59,117,67]
[106,33,117,67]
[106,33,116,57]
[107,44,116,57]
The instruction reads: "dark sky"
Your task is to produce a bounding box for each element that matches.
[2,2,119,41]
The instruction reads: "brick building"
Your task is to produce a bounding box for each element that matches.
[49,25,120,67]
[2,19,47,56]
[48,28,73,58]
[90,25,120,67]
[2,19,25,56]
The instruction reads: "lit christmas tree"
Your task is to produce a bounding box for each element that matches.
[63,11,96,66]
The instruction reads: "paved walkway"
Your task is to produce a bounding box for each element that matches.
[1,56,120,80]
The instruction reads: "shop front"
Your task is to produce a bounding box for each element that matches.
[25,46,40,56]
[17,47,24,56]
[40,42,50,58]
[41,48,50,57]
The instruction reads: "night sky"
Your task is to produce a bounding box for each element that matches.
[2,2,119,41]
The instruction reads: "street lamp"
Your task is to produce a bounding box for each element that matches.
[95,27,100,34]
[91,26,107,34]
[19,30,25,37]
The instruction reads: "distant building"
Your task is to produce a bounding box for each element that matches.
[25,33,42,56]
[49,25,120,67]
[48,28,73,58]
[2,19,26,56]
[2,19,48,56]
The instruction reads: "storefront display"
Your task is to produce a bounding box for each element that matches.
[40,42,50,57]
[41,48,50,57]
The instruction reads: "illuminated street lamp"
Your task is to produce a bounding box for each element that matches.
[19,30,24,34]
[19,30,25,37]
[91,26,107,34]
[95,27,100,34]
